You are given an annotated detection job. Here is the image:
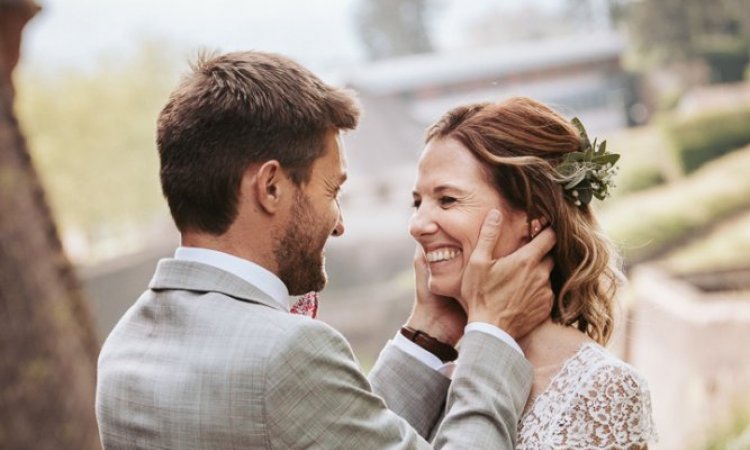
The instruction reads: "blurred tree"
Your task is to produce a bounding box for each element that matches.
[627,0,750,82]
[17,43,176,258]
[0,2,101,449]
[355,0,436,60]
[564,0,630,29]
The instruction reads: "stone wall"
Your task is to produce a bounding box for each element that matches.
[629,265,750,450]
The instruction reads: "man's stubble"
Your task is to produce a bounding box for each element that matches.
[274,189,329,296]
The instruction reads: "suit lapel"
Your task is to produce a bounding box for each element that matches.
[148,258,287,312]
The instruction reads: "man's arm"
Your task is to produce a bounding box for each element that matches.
[265,320,431,449]
[433,331,531,448]
[265,320,530,450]
[368,338,450,439]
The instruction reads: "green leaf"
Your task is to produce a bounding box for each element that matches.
[596,140,607,156]
[565,152,586,163]
[571,117,591,151]
[578,187,593,205]
[593,153,620,165]
[593,189,607,200]
[556,163,577,177]
[565,171,587,189]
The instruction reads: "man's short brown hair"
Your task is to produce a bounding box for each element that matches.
[157,51,360,235]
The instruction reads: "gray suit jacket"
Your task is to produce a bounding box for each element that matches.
[96,259,532,449]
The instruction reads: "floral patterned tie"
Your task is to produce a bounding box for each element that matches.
[290,291,318,318]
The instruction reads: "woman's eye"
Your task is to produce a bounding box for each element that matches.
[439,196,456,206]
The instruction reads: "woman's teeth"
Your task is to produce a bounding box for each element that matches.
[425,249,461,263]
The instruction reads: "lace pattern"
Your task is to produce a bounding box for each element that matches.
[517,343,657,450]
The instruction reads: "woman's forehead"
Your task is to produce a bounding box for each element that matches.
[416,138,493,187]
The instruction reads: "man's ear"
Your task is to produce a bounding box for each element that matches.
[253,160,288,214]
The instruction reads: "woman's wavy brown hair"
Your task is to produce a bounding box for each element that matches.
[426,97,623,345]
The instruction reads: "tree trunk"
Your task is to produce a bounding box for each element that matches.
[0,4,102,449]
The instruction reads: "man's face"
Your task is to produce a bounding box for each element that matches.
[274,131,346,295]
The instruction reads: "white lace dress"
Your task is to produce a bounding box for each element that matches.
[516,343,657,449]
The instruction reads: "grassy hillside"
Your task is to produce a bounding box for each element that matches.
[599,143,750,265]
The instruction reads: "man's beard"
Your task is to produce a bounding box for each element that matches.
[274,190,328,295]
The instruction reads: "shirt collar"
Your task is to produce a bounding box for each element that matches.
[174,246,291,310]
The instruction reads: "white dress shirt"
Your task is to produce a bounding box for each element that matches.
[174,247,291,309]
[174,246,522,377]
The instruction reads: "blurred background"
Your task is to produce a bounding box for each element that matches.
[3,0,750,448]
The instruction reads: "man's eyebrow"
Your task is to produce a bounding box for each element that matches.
[326,172,347,191]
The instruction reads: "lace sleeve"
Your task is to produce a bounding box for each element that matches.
[557,363,657,449]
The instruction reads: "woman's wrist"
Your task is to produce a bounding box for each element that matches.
[405,313,462,347]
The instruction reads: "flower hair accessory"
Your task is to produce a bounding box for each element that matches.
[554,117,620,207]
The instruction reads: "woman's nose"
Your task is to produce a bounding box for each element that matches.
[408,204,438,238]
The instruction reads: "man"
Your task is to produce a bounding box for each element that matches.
[96,51,556,449]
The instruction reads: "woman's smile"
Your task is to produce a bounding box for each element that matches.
[409,137,527,299]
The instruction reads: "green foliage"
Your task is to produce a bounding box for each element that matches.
[355,0,436,61]
[600,144,750,264]
[627,0,750,67]
[665,107,750,173]
[15,43,181,248]
[606,125,674,197]
[663,209,750,274]
[555,118,620,206]
[618,165,666,194]
[697,36,750,83]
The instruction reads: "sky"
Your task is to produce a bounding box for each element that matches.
[21,0,564,73]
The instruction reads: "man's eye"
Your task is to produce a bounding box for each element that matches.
[439,196,456,206]
[411,199,421,209]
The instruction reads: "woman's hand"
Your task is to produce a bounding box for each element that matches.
[461,209,556,339]
[404,247,467,347]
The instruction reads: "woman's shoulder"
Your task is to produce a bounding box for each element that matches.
[565,343,658,447]
[578,343,651,396]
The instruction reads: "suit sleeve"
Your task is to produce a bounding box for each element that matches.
[264,321,532,450]
[264,320,430,450]
[369,341,451,438]
[432,330,533,449]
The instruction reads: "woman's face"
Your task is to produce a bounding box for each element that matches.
[409,137,529,300]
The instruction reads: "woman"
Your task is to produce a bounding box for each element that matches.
[410,97,657,449]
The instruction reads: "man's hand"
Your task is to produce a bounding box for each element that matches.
[405,247,467,347]
[460,209,556,339]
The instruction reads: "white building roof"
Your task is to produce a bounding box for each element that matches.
[344,32,625,95]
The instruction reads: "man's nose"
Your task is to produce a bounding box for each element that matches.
[331,207,345,237]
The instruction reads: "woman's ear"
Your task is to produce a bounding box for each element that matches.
[253,160,287,214]
[529,216,550,239]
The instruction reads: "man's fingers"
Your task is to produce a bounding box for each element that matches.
[516,226,556,262]
[540,255,554,275]
[414,245,427,269]
[471,209,503,262]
